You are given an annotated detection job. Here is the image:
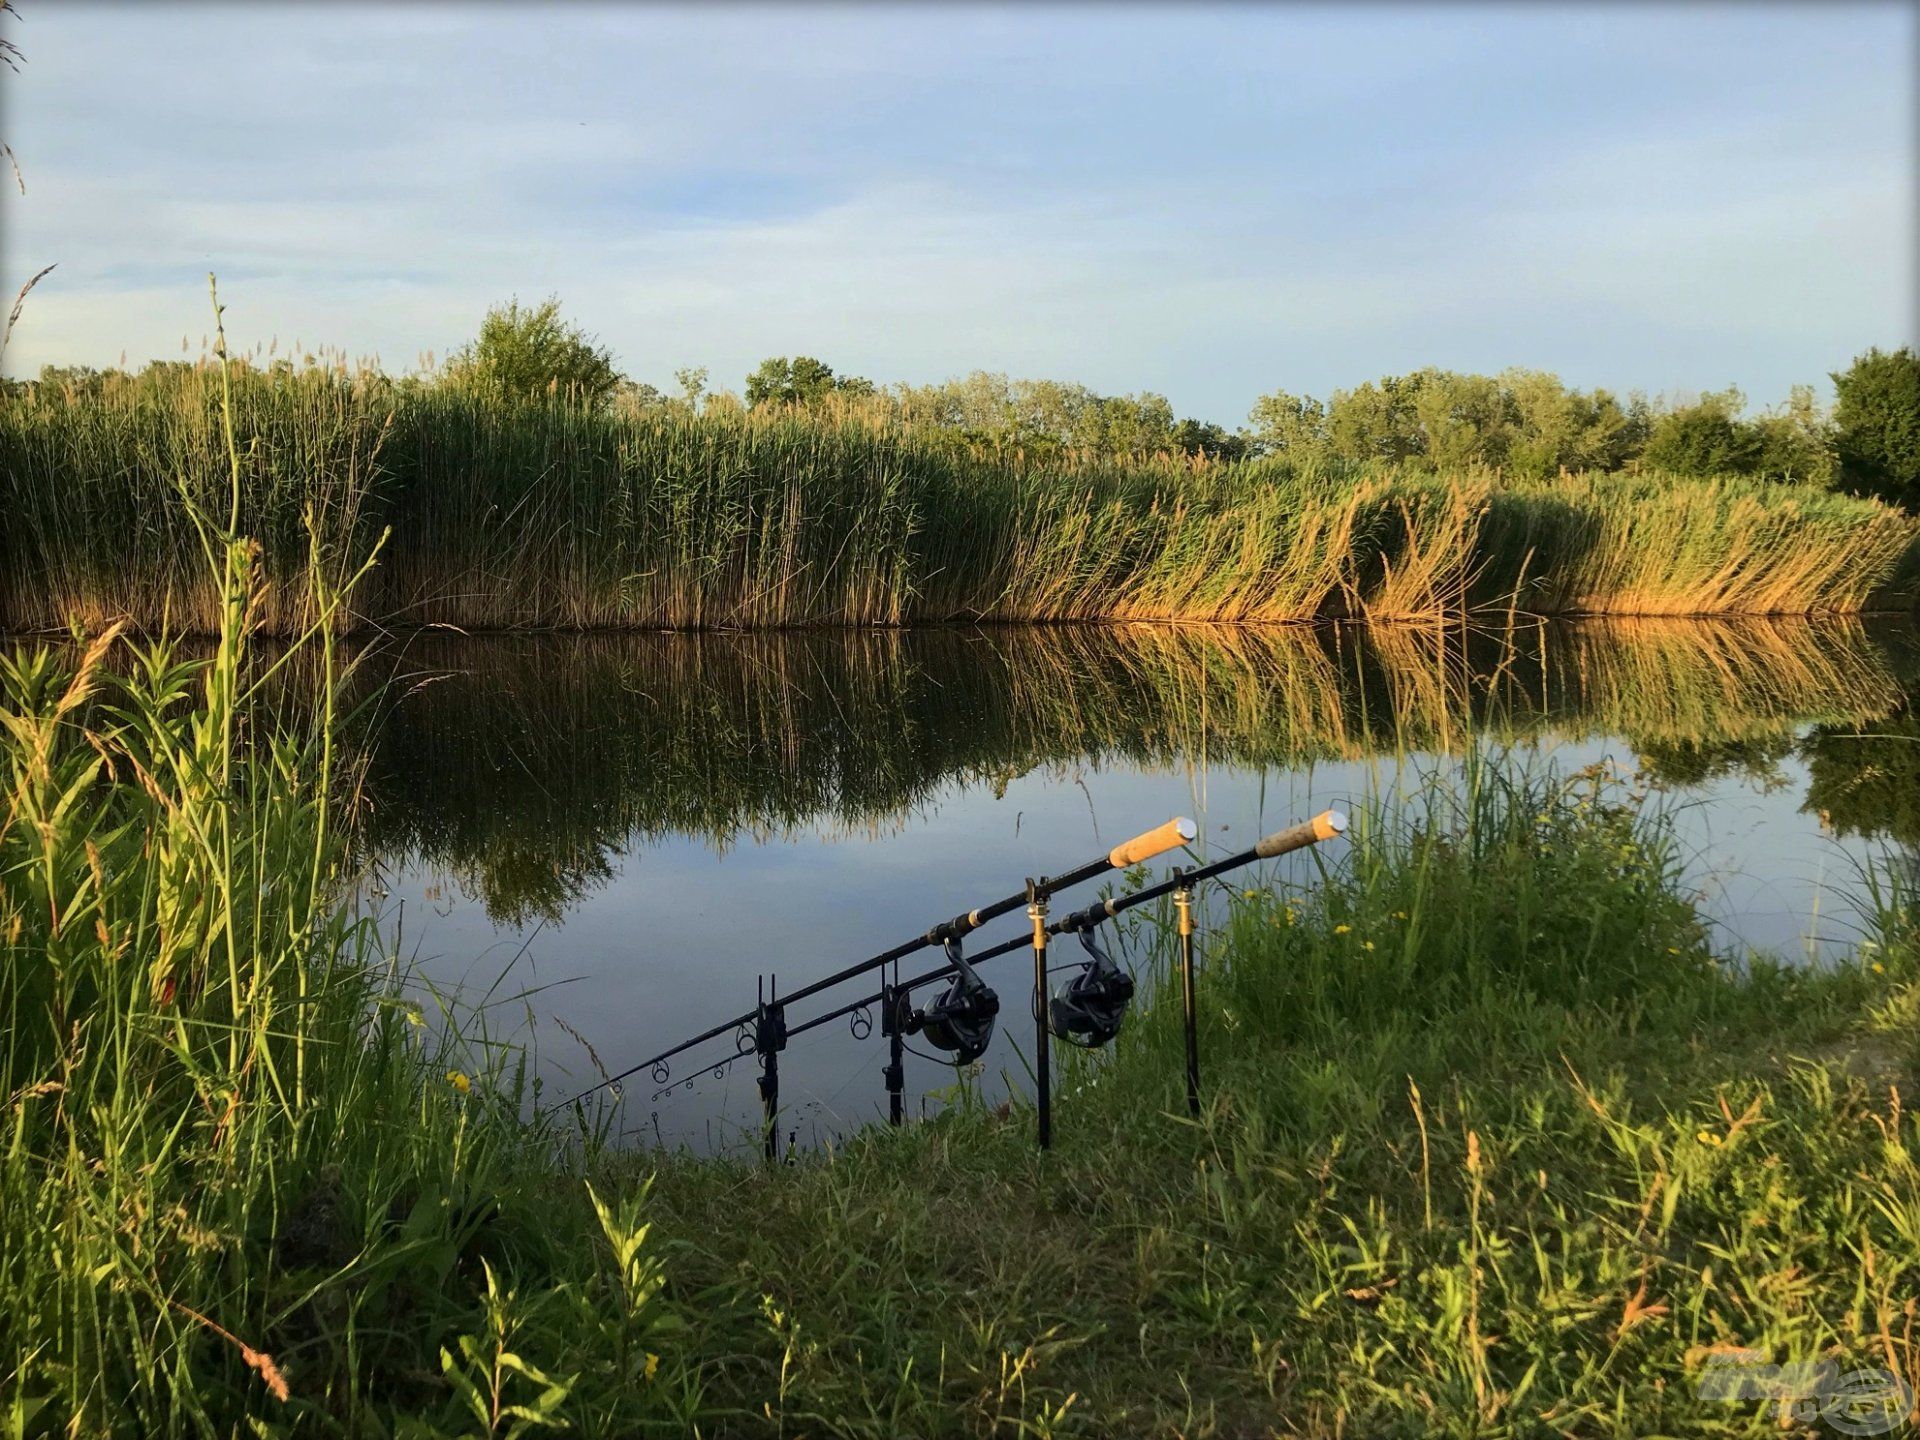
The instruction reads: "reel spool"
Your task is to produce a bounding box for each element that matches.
[906,939,1000,1064]
[1049,928,1135,1048]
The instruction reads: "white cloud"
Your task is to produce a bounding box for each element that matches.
[2,1,1911,417]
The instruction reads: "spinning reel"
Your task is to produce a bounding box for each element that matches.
[904,939,1000,1064]
[1048,927,1135,1048]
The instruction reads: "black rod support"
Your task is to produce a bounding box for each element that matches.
[1029,877,1052,1151]
[757,974,786,1164]
[1174,875,1200,1120]
[882,969,905,1126]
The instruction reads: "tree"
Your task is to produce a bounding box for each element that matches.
[1247,390,1329,460]
[1749,385,1836,487]
[446,297,621,406]
[1170,418,1249,461]
[744,356,871,408]
[1640,388,1763,477]
[1405,368,1507,470]
[1831,347,1920,508]
[1075,392,1175,455]
[1325,377,1424,463]
[673,366,708,406]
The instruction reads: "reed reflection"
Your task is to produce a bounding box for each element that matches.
[349,618,1917,924]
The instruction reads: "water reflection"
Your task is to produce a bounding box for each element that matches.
[352,618,1916,925]
[339,616,1918,1151]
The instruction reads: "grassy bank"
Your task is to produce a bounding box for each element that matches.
[5,603,1918,1432]
[5,365,1916,634]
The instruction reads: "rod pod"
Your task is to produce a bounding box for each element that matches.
[754,975,787,1163]
[880,965,906,1126]
[553,815,1197,1116]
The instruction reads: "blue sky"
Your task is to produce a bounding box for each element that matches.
[2,2,1913,421]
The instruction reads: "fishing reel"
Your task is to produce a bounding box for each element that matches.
[905,940,1000,1064]
[1049,927,1135,1048]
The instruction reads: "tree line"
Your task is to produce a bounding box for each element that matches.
[15,295,1918,509]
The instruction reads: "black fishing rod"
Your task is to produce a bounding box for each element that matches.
[781,809,1348,1142]
[549,815,1199,1119]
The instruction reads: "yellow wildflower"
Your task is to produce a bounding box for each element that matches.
[1871,962,1885,974]
[1333,924,1351,936]
[1362,940,1376,951]
[445,1070,472,1095]
[645,1352,660,1382]
[1695,1129,1723,1147]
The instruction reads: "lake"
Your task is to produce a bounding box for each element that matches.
[348,617,1920,1154]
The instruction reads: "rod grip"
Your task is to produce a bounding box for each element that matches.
[1253,809,1347,859]
[1108,816,1197,869]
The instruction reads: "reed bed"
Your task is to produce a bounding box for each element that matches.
[5,368,1915,634]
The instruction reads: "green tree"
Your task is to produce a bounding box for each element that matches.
[1640,388,1763,477]
[1750,385,1836,486]
[1406,368,1508,470]
[446,296,621,406]
[1831,347,1920,508]
[744,356,872,408]
[1170,417,1249,461]
[1325,376,1425,463]
[1075,392,1175,454]
[1247,390,1329,460]
[673,366,708,406]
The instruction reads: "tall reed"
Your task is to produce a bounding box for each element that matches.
[5,366,1915,634]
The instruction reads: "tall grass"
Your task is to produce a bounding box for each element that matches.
[629,760,1920,1436]
[5,366,1915,634]
[0,293,682,1436]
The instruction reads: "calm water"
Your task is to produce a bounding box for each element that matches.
[350,618,1920,1153]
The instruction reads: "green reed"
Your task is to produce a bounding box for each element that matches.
[4,366,1915,635]
[0,289,683,1437]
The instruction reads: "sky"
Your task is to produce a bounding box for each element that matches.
[1,2,1914,423]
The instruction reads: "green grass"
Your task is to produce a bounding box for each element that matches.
[4,364,1915,634]
[614,761,1920,1438]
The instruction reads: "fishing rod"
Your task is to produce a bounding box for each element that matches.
[549,815,1199,1130]
[781,809,1348,1143]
